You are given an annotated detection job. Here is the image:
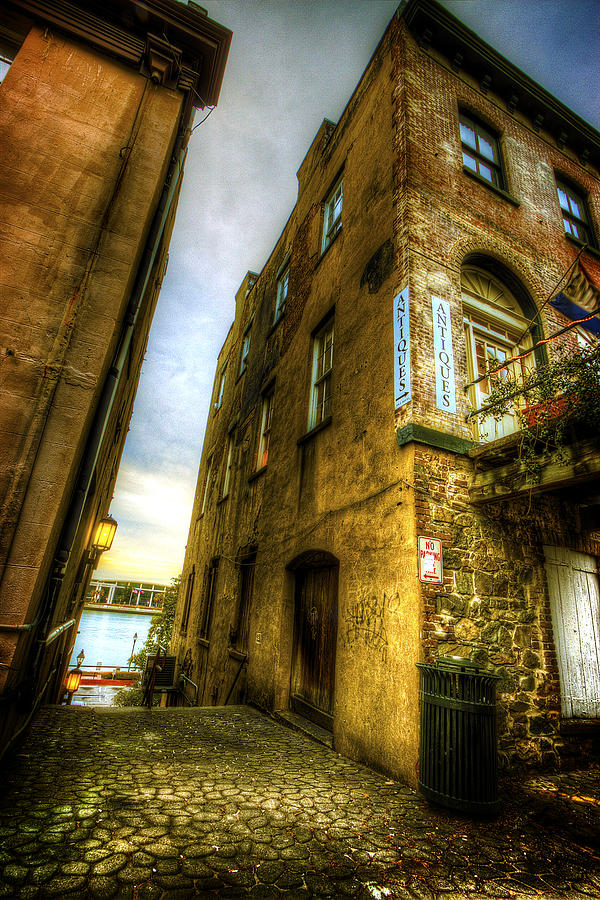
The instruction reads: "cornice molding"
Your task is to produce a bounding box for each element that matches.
[402,0,600,172]
[3,0,231,106]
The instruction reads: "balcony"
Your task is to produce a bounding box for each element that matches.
[468,343,600,504]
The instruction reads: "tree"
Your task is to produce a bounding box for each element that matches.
[129,574,180,671]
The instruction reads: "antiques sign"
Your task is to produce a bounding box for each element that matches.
[418,536,443,584]
[394,287,411,409]
[431,296,456,413]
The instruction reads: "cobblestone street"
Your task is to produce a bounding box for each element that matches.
[0,705,599,899]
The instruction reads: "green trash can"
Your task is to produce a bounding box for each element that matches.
[417,656,499,815]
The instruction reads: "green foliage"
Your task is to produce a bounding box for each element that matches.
[128,575,180,671]
[476,341,600,480]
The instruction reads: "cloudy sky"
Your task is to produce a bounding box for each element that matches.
[95,0,600,585]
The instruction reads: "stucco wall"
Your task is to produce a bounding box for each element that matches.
[0,25,182,689]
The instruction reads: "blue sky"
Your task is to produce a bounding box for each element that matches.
[95,0,600,584]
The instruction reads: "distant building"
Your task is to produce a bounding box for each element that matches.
[86,579,167,611]
[0,0,230,756]
[172,0,600,785]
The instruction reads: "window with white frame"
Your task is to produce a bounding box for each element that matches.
[222,435,234,498]
[200,456,213,515]
[215,365,227,410]
[257,390,274,470]
[274,266,289,324]
[462,267,535,441]
[459,111,504,189]
[309,317,334,430]
[321,175,343,253]
[239,325,251,375]
[556,179,594,245]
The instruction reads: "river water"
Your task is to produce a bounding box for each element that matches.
[68,609,159,706]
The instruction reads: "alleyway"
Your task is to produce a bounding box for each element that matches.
[0,706,599,899]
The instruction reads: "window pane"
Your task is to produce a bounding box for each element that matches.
[462,152,477,172]
[478,162,493,183]
[557,187,570,212]
[477,134,495,161]
[460,122,477,149]
[568,195,582,219]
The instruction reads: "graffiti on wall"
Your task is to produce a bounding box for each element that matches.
[343,590,401,662]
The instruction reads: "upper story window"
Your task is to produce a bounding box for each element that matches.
[462,267,534,442]
[180,566,195,634]
[309,316,334,430]
[322,175,343,253]
[556,179,594,245]
[215,365,227,410]
[222,435,234,498]
[459,112,504,189]
[239,325,251,375]
[200,456,213,516]
[274,266,289,324]
[257,389,274,470]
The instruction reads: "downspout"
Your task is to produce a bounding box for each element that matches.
[56,138,190,564]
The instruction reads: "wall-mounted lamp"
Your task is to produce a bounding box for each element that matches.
[91,515,118,554]
[65,650,85,703]
[87,515,118,567]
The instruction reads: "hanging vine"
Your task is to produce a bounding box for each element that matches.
[473,341,600,481]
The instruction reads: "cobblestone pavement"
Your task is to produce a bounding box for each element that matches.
[0,705,599,899]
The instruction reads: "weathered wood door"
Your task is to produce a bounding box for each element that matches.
[544,545,600,718]
[291,564,338,730]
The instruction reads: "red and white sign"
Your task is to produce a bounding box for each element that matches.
[418,536,443,584]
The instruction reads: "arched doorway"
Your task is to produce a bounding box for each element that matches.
[462,264,539,441]
[288,551,339,731]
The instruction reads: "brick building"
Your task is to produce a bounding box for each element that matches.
[172,0,600,785]
[0,0,230,756]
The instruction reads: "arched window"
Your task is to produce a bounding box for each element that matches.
[462,267,535,441]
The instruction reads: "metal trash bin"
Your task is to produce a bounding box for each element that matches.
[417,656,499,815]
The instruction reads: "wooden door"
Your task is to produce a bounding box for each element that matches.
[544,545,600,718]
[291,565,338,730]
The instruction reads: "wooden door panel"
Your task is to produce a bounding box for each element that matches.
[292,565,338,721]
[544,546,600,718]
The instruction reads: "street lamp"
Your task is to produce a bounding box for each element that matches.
[65,649,85,704]
[128,633,138,670]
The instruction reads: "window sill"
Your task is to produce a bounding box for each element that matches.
[199,637,210,649]
[267,313,286,339]
[248,465,267,483]
[297,416,332,445]
[317,226,342,267]
[462,167,520,207]
[235,369,247,385]
[565,234,600,260]
[228,647,248,662]
[217,494,229,505]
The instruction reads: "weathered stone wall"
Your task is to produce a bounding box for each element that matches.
[413,443,600,768]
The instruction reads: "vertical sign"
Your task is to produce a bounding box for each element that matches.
[394,287,411,409]
[418,536,443,584]
[431,296,456,413]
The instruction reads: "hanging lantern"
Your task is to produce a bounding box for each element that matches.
[91,515,118,554]
[65,667,82,694]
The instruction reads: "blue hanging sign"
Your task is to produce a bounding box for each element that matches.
[394,287,411,409]
[431,296,456,413]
